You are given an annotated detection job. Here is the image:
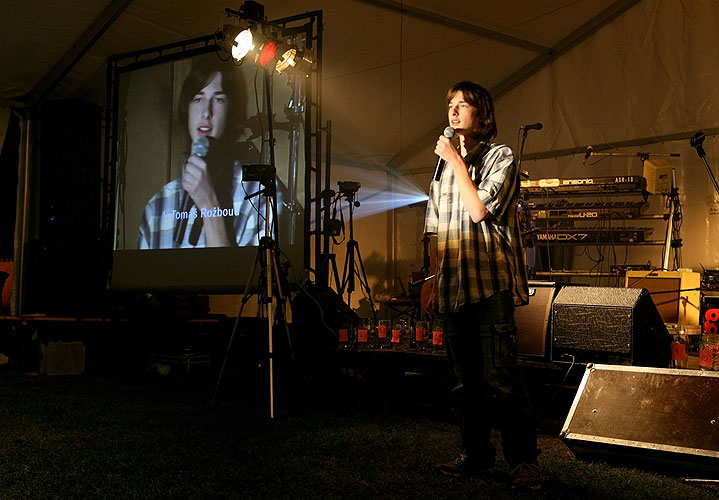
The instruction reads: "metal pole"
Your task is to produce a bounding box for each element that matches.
[661,169,676,271]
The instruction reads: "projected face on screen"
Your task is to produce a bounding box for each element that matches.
[187,72,228,143]
[134,55,272,250]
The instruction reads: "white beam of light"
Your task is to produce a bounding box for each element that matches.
[331,166,430,220]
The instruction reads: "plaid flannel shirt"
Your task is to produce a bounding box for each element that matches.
[138,163,267,249]
[424,142,529,313]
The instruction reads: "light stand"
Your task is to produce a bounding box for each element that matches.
[284,73,303,246]
[335,182,376,320]
[211,68,290,419]
[210,175,290,419]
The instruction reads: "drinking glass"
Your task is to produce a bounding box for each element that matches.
[356,317,372,349]
[377,319,391,349]
[338,322,355,349]
[415,320,429,352]
[431,319,445,354]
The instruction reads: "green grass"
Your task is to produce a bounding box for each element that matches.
[0,368,716,500]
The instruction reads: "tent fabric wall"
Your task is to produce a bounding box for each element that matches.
[495,0,719,156]
[490,0,719,274]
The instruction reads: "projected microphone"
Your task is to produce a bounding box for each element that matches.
[520,122,543,131]
[433,126,456,182]
[173,137,211,244]
[583,145,593,165]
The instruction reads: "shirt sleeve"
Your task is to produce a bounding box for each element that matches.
[424,178,439,235]
[137,211,151,249]
[476,145,517,221]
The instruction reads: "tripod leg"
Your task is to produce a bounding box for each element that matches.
[328,255,342,292]
[210,247,261,409]
[264,243,275,419]
[339,242,352,298]
[352,240,377,321]
[269,247,294,356]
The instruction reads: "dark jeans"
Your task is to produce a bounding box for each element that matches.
[444,290,537,468]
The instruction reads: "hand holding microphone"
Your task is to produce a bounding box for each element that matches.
[173,137,212,244]
[433,126,456,181]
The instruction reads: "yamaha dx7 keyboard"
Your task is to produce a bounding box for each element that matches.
[528,227,652,244]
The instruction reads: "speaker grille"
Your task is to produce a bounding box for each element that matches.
[551,286,669,366]
[553,304,632,353]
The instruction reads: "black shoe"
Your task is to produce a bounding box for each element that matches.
[433,454,489,478]
[510,462,542,491]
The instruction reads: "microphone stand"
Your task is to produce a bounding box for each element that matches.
[517,127,530,172]
[690,132,719,197]
[517,125,538,278]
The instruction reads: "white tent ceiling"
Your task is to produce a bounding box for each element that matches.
[0,0,637,171]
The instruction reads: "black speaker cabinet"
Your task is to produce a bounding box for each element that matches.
[551,286,670,367]
[561,364,719,474]
[516,281,556,358]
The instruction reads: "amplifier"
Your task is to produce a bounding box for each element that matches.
[701,269,719,291]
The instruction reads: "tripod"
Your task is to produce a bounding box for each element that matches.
[333,189,376,319]
[211,181,291,419]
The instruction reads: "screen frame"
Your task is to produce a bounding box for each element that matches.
[103,29,315,293]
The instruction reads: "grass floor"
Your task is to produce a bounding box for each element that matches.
[0,364,717,500]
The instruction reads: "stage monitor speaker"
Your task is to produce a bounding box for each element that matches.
[516,281,556,358]
[551,286,670,367]
[561,364,719,474]
[625,270,700,326]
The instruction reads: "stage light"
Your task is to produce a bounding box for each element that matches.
[218,15,313,76]
[220,25,256,61]
[275,48,313,76]
[258,40,279,67]
[231,28,254,61]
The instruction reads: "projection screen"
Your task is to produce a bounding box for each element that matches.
[109,46,306,292]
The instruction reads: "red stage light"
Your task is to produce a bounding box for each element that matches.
[259,41,278,66]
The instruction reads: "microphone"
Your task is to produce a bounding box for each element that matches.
[433,126,456,182]
[690,131,706,157]
[520,122,543,131]
[583,145,593,165]
[173,137,211,244]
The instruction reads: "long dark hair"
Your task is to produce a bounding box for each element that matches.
[446,81,497,142]
[177,55,247,144]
